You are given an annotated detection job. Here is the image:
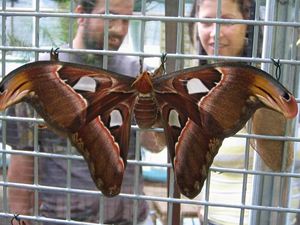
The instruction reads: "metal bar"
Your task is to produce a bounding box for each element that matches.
[2,181,300,214]
[68,0,75,48]
[1,45,300,65]
[239,136,251,225]
[169,0,186,224]
[174,0,184,69]
[133,131,141,225]
[33,0,41,221]
[138,0,146,59]
[202,170,212,225]
[213,0,221,56]
[165,0,180,224]
[132,0,147,223]
[0,10,300,27]
[33,119,39,219]
[251,0,261,58]
[97,2,110,222]
[98,194,104,225]
[4,145,300,178]
[1,0,8,216]
[66,140,72,221]
[0,157,295,188]
[102,0,109,69]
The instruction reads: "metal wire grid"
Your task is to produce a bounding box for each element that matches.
[0,0,299,225]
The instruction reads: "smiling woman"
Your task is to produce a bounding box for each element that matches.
[196,0,247,56]
[189,0,254,60]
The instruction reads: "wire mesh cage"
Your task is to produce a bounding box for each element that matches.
[0,0,300,225]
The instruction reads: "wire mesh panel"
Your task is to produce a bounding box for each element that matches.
[0,0,300,225]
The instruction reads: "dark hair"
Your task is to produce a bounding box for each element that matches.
[189,0,256,62]
[76,0,136,13]
[76,0,97,13]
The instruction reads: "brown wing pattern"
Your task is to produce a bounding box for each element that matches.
[69,94,136,196]
[0,60,136,196]
[0,62,87,133]
[154,62,297,198]
[0,61,136,132]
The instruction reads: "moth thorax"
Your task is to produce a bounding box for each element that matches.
[134,96,158,129]
[132,71,153,94]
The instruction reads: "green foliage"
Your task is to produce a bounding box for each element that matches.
[51,0,70,3]
[7,33,29,47]
[56,0,75,45]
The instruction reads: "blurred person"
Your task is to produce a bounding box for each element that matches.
[190,2,254,224]
[190,0,296,225]
[190,0,254,59]
[6,0,160,224]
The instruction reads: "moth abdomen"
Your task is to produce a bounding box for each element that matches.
[134,96,159,129]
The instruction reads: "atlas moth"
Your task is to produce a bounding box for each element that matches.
[0,50,297,198]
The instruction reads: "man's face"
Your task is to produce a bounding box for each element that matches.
[82,0,134,50]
